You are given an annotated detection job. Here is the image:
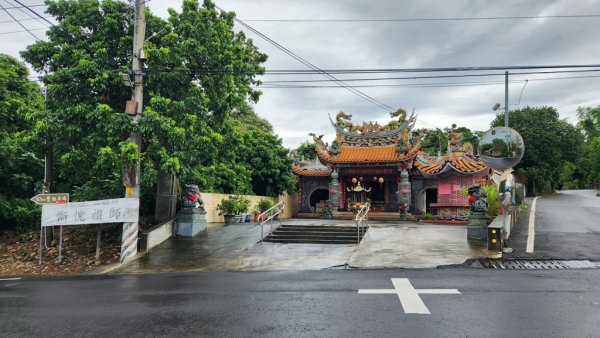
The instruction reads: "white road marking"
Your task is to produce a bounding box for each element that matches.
[358,278,460,314]
[3,283,17,287]
[526,197,539,253]
[0,278,21,281]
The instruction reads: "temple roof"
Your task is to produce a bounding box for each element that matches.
[317,144,421,164]
[310,108,424,166]
[414,152,487,175]
[414,130,487,175]
[292,158,331,177]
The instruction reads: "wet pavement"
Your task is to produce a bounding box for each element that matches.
[115,218,495,274]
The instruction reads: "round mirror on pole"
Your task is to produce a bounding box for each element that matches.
[498,169,526,212]
[478,127,525,170]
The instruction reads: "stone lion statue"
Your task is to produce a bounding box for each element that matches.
[467,184,488,213]
[183,184,204,210]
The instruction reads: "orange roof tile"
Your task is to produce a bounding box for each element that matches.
[318,145,419,164]
[415,152,487,175]
[292,167,331,177]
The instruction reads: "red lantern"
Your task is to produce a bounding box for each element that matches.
[373,176,378,181]
[378,177,384,184]
[351,177,357,184]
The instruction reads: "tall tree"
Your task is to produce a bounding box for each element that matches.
[0,54,44,229]
[490,106,584,194]
[20,0,273,209]
[576,106,600,187]
[20,0,158,201]
[295,141,317,161]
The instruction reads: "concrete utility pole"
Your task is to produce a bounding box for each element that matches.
[505,71,509,127]
[120,0,146,263]
[41,86,53,247]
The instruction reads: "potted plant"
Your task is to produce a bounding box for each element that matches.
[253,198,275,222]
[217,195,250,223]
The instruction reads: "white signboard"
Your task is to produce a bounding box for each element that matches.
[41,198,139,227]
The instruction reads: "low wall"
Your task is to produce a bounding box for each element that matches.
[139,219,174,252]
[488,211,517,240]
[201,192,298,223]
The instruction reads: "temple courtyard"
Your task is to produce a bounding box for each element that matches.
[111,219,495,274]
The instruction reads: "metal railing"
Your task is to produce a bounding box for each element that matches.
[354,201,370,243]
[258,200,285,242]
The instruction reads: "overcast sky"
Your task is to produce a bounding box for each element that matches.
[2,0,599,148]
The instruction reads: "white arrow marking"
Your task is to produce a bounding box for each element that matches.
[358,278,460,314]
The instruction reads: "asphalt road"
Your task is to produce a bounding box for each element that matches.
[2,269,599,337]
[505,189,600,260]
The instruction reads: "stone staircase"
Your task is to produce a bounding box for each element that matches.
[262,224,365,244]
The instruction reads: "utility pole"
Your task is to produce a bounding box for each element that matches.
[120,0,145,263]
[505,71,509,127]
[42,86,53,247]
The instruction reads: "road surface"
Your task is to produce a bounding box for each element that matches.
[506,189,600,260]
[2,269,599,337]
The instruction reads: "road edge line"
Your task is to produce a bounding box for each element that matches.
[526,197,539,253]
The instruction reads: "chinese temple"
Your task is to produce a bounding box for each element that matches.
[292,109,489,220]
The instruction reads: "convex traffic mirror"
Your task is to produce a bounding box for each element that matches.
[478,127,525,170]
[498,170,526,212]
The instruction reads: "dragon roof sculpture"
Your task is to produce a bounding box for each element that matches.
[304,108,424,166]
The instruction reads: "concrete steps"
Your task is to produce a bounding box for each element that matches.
[263,224,365,244]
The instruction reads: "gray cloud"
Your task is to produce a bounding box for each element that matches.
[2,0,598,148]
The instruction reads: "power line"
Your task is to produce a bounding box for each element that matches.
[0,1,40,40]
[0,3,44,10]
[254,74,600,89]
[255,64,600,75]
[243,14,600,22]
[12,0,55,27]
[260,69,600,84]
[0,26,45,34]
[5,0,52,29]
[214,4,397,114]
[0,15,53,24]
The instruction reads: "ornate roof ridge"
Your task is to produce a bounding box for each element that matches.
[328,108,417,138]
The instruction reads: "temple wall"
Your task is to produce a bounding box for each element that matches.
[298,177,330,213]
[200,192,296,223]
[410,176,438,215]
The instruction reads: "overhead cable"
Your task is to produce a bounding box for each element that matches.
[12,0,55,27]
[214,4,396,114]
[243,14,600,22]
[0,1,40,40]
[260,68,600,84]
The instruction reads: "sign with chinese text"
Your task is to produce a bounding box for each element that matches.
[41,198,139,227]
[30,193,69,205]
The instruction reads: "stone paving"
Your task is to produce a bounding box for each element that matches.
[113,218,495,274]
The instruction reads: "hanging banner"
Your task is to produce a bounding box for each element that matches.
[41,198,139,227]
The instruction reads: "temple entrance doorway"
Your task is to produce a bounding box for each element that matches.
[365,181,386,211]
[309,188,329,213]
[423,188,437,215]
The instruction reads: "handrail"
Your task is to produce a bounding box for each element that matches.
[258,200,285,242]
[354,201,370,243]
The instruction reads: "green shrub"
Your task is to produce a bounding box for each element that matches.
[460,183,500,218]
[217,195,250,215]
[255,198,275,213]
[0,196,40,232]
[423,213,434,220]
